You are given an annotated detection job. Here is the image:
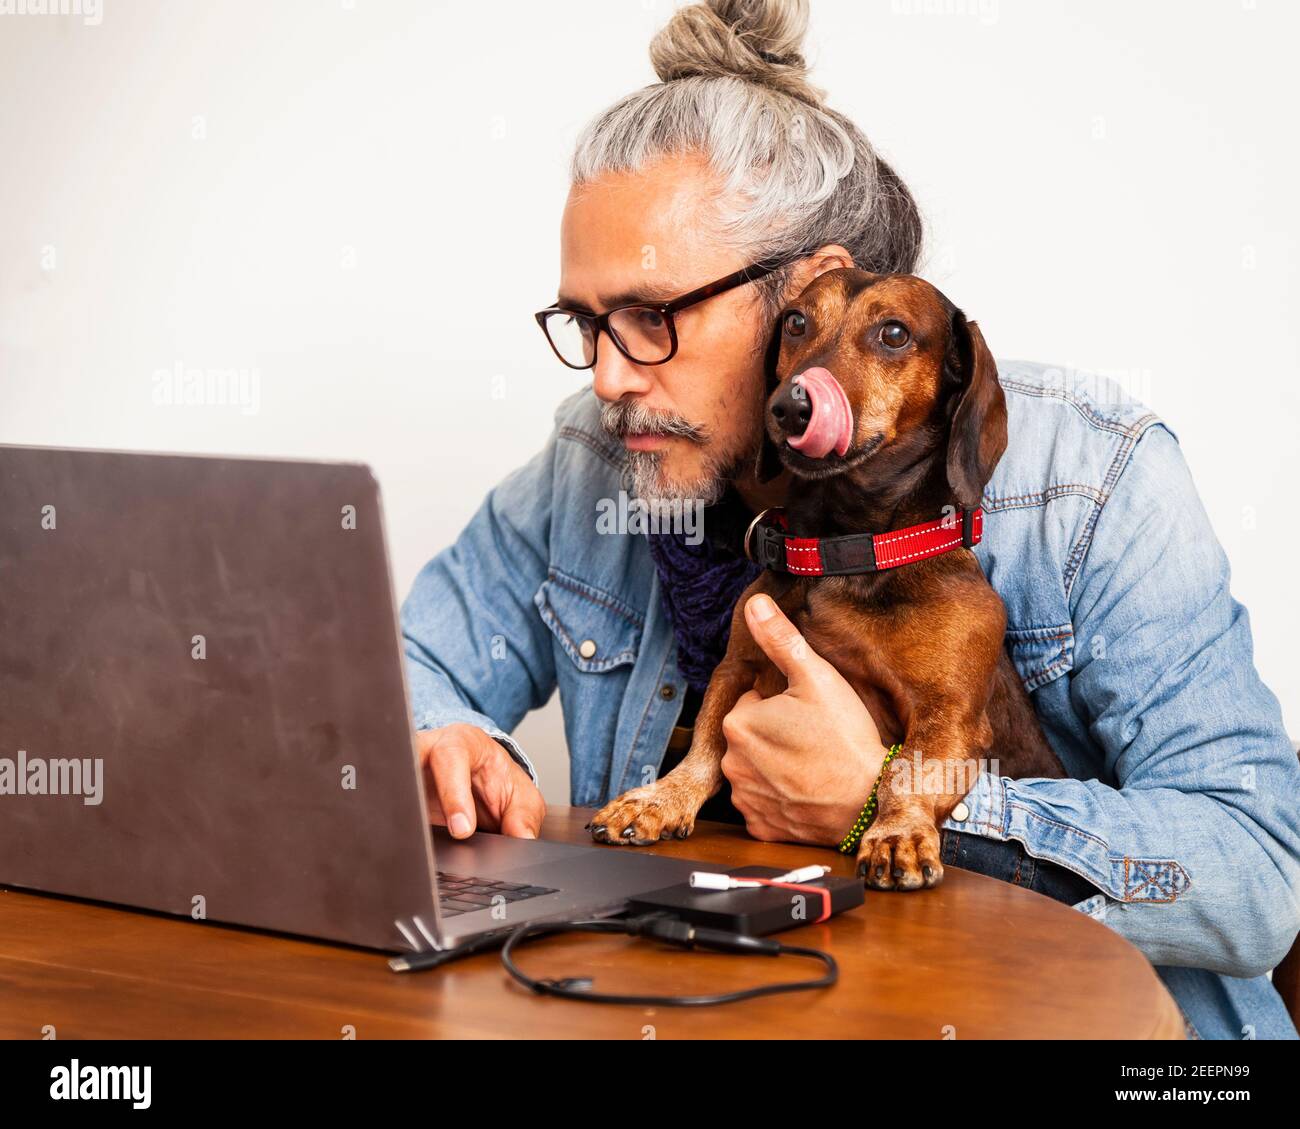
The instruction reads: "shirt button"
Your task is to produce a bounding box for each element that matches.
[950,801,970,822]
[660,684,676,700]
[578,639,597,659]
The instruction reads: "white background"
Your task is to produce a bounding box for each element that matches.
[2,0,1296,799]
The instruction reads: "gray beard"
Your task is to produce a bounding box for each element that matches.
[600,331,768,508]
[622,441,750,508]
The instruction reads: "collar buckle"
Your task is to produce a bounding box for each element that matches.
[742,507,777,564]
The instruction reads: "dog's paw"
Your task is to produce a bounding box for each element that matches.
[856,815,943,891]
[587,782,702,847]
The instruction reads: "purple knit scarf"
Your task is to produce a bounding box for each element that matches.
[645,489,762,695]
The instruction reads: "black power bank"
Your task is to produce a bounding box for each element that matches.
[626,865,864,935]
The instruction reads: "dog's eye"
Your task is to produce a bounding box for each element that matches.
[783,311,806,338]
[880,321,910,349]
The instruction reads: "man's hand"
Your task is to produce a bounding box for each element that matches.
[416,724,545,840]
[720,594,889,846]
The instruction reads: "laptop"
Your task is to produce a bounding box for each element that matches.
[0,443,705,953]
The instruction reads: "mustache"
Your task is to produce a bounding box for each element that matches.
[599,398,707,444]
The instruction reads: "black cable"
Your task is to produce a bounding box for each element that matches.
[498,913,838,1006]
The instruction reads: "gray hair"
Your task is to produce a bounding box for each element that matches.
[569,0,924,325]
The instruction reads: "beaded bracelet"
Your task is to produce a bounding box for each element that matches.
[836,742,902,855]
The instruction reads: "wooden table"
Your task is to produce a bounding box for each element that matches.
[0,807,1184,1039]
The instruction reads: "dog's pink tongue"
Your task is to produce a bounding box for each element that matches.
[787,367,853,458]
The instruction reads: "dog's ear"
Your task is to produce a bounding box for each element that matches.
[753,315,786,483]
[945,312,1007,510]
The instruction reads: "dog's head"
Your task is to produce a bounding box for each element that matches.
[762,269,1006,509]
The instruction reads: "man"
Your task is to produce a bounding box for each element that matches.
[401,120,1299,1041]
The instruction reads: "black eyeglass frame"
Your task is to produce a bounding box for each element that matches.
[533,254,806,370]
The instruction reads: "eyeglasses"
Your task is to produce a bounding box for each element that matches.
[534,255,801,370]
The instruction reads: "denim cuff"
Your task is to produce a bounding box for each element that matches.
[413,708,540,787]
[940,770,1008,838]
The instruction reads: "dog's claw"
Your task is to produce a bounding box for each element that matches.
[586,782,706,847]
[858,817,944,892]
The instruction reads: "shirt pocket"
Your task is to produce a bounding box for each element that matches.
[1005,622,1075,692]
[533,568,643,673]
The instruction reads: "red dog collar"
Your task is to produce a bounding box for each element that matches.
[743,507,984,576]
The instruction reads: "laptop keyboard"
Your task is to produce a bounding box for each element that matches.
[436,871,560,917]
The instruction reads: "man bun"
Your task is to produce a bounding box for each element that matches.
[650,0,826,106]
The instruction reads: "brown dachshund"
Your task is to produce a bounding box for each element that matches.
[589,268,1065,889]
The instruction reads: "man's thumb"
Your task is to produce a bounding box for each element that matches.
[744,594,823,685]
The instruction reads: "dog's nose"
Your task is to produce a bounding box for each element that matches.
[780,367,854,459]
[769,382,813,437]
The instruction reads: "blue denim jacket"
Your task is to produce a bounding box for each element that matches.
[400,359,1300,1039]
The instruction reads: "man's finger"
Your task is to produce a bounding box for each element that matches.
[721,688,760,751]
[743,594,830,687]
[497,771,545,839]
[425,735,478,839]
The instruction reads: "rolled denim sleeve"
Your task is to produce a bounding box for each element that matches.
[947,424,1300,977]
[398,426,561,785]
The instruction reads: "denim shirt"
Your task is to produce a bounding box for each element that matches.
[400,359,1300,1039]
